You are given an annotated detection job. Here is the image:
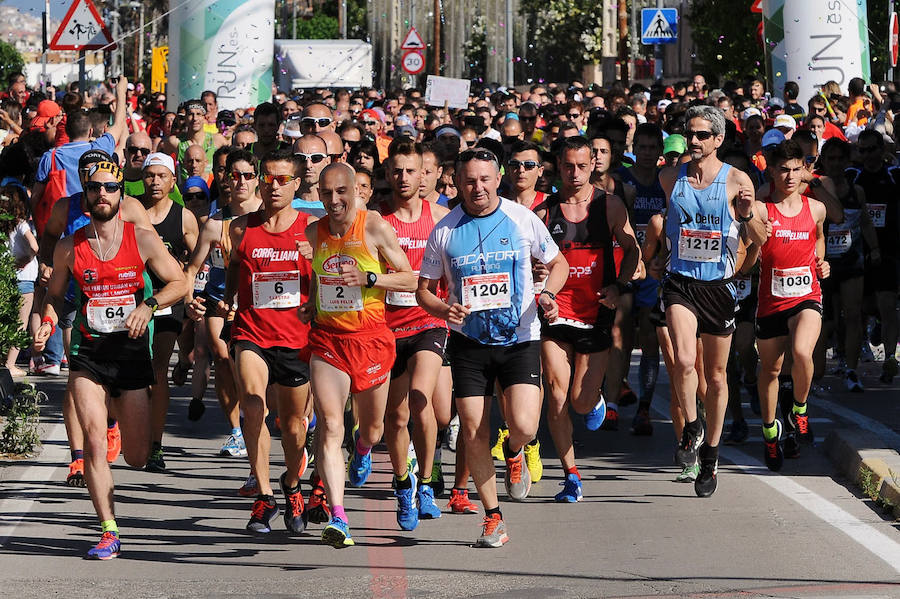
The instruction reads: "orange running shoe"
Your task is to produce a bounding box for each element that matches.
[66,459,86,487]
[305,480,331,524]
[447,488,478,514]
[106,422,121,463]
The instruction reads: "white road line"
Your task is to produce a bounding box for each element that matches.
[815,397,900,452]
[0,421,68,546]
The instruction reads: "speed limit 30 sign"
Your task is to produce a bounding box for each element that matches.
[402,50,425,75]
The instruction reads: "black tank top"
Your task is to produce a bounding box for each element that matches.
[544,188,616,289]
[150,201,187,292]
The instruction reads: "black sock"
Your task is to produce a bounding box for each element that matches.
[485,506,502,518]
[71,449,83,461]
[107,418,116,428]
[258,493,275,503]
[395,472,412,489]
[453,486,467,492]
[527,438,539,447]
[151,441,162,452]
[699,443,719,463]
[685,418,702,436]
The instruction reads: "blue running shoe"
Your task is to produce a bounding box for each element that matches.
[395,470,419,530]
[86,531,120,560]
[322,516,355,548]
[554,473,584,503]
[584,395,607,431]
[417,482,442,520]
[347,426,372,487]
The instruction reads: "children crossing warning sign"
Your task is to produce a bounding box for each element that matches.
[641,8,678,45]
[50,0,115,51]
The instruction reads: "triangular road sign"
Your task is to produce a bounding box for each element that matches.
[50,0,115,51]
[642,10,675,40]
[750,0,763,13]
[401,27,425,50]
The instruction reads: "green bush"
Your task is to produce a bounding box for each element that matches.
[0,221,29,359]
[0,40,24,86]
[0,382,44,456]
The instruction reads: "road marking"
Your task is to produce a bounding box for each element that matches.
[815,397,900,451]
[0,421,68,546]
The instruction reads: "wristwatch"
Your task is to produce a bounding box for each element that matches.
[540,289,556,300]
[365,271,377,289]
[738,212,754,223]
[143,297,159,313]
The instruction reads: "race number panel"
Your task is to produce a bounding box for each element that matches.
[826,224,851,256]
[252,271,301,309]
[318,274,363,312]
[869,204,886,228]
[771,266,813,298]
[678,228,721,263]
[461,273,512,311]
[734,276,752,301]
[86,296,136,333]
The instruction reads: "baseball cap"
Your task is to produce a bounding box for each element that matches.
[663,134,687,156]
[762,128,786,148]
[79,149,113,169]
[394,124,417,139]
[433,125,461,139]
[773,114,797,131]
[30,100,62,130]
[142,152,176,175]
[361,108,384,124]
[741,107,762,120]
[657,99,673,113]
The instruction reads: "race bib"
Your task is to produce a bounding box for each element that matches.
[252,271,301,309]
[210,245,226,269]
[154,305,173,317]
[461,273,511,312]
[635,224,648,248]
[318,274,363,312]
[772,266,813,298]
[678,228,721,263]
[826,224,851,256]
[193,263,210,292]
[734,277,752,301]
[86,296,136,334]
[868,203,886,228]
[386,270,419,307]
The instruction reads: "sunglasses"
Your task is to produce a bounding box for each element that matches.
[261,174,297,185]
[184,191,207,202]
[295,152,327,163]
[343,138,360,149]
[363,120,379,126]
[301,117,332,128]
[501,136,520,145]
[458,149,499,167]
[127,146,150,156]
[685,130,714,141]
[567,113,582,119]
[465,140,477,147]
[230,171,257,181]
[85,181,121,193]
[804,155,817,164]
[217,119,236,128]
[508,159,540,170]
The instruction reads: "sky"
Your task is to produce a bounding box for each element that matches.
[3,1,76,18]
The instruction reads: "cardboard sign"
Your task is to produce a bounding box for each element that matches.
[425,76,471,110]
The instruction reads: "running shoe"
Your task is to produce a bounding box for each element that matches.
[347,426,372,487]
[630,406,653,436]
[322,516,354,548]
[305,426,316,467]
[447,488,478,514]
[789,410,814,445]
[305,481,331,524]
[554,473,583,503]
[722,419,749,445]
[845,370,864,393]
[676,426,705,468]
[417,482,442,520]
[238,473,260,497]
[106,422,121,463]
[694,458,718,497]
[584,395,607,431]
[187,397,206,422]
[490,427,509,461]
[618,380,637,406]
[675,463,700,482]
[523,440,543,483]
[475,513,509,548]
[504,450,531,501]
[171,360,190,387]
[86,531,120,560]
[66,458,86,488]
[880,356,898,384]
[861,342,875,363]
[599,406,618,431]
[447,416,460,452]
[31,362,60,376]
[395,470,419,531]
[279,472,305,535]
[219,433,248,457]
[764,420,784,472]
[145,447,166,473]
[431,460,445,497]
[246,496,279,533]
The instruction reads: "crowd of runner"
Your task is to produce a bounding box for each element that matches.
[2,69,899,559]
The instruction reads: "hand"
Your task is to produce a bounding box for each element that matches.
[736,186,754,220]
[633,260,646,281]
[38,263,52,287]
[116,76,128,96]
[816,256,830,279]
[298,301,316,324]
[766,217,774,239]
[869,247,882,267]
[532,261,549,283]
[187,296,206,321]
[295,239,313,261]
[648,256,665,280]
[444,302,470,325]
[215,299,234,318]
[124,303,152,339]
[597,283,620,310]
[32,321,53,352]
[537,293,559,322]
[339,264,365,287]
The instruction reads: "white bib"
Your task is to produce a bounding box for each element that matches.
[869,203,886,228]
[86,296,136,333]
[386,270,419,307]
[210,245,226,269]
[193,263,210,292]
[678,228,721,263]
[635,223,648,248]
[734,277,752,301]
[318,274,363,312]
[771,266,813,298]
[252,271,301,309]
[461,273,511,312]
[826,223,851,256]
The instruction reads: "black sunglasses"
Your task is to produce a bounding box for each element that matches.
[85,181,121,193]
[685,130,714,141]
[184,191,208,202]
[127,146,150,156]
[508,159,539,171]
[301,117,332,128]
[230,171,257,181]
[458,149,499,167]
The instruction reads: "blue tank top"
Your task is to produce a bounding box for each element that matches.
[62,193,91,303]
[665,163,740,281]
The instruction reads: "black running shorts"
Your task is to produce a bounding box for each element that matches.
[662,274,737,336]
[446,332,541,398]
[391,327,448,379]
[233,340,310,387]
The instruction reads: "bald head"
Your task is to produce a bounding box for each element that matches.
[301,103,335,134]
[317,130,345,161]
[502,118,523,138]
[183,144,208,178]
[321,161,356,186]
[293,134,327,155]
[125,131,153,169]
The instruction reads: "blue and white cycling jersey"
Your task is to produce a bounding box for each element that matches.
[420,198,559,346]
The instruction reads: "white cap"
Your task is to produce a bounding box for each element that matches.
[773,114,797,131]
[657,99,672,112]
[142,152,175,175]
[741,107,762,120]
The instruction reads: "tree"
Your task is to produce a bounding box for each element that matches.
[687,0,764,84]
[0,40,25,86]
[518,0,605,82]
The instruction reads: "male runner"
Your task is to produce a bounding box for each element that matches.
[506,141,547,210]
[417,148,568,547]
[660,106,765,497]
[34,161,186,559]
[300,162,416,547]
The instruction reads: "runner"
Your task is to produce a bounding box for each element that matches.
[660,106,765,497]
[139,153,199,473]
[535,136,639,503]
[164,99,225,181]
[752,140,829,471]
[378,139,450,529]
[417,148,569,547]
[223,148,315,534]
[301,162,416,547]
[33,160,187,559]
[506,141,547,210]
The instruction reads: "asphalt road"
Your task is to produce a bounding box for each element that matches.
[1,357,899,599]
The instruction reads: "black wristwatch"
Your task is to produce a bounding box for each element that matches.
[738,212,754,223]
[365,271,377,289]
[809,177,823,188]
[143,297,159,313]
[540,289,556,300]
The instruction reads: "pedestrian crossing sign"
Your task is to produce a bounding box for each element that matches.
[641,8,678,45]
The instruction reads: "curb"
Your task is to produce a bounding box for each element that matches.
[825,428,900,519]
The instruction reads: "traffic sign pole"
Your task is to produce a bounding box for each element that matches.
[654,0,664,81]
[79,50,86,94]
